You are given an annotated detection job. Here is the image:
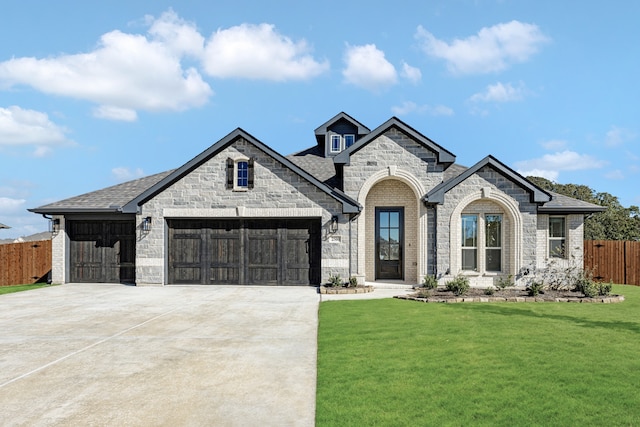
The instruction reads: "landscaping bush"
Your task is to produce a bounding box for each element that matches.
[484,287,495,295]
[348,276,358,288]
[422,275,438,290]
[495,274,513,290]
[527,281,544,297]
[445,275,470,296]
[327,274,343,287]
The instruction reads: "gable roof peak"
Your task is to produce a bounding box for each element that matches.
[314,112,370,137]
[424,155,551,205]
[334,115,456,166]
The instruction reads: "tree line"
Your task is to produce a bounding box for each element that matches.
[527,176,640,241]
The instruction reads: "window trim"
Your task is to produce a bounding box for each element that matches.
[485,214,502,272]
[330,134,342,152]
[548,216,566,258]
[227,156,254,192]
[344,134,355,148]
[460,213,504,274]
[461,214,478,271]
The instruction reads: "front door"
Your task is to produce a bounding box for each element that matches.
[375,207,403,280]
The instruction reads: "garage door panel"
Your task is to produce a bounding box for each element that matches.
[168,218,320,285]
[208,236,240,284]
[69,221,135,283]
[169,226,204,284]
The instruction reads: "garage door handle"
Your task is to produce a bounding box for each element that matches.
[306,239,309,254]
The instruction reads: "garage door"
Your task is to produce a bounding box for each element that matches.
[168,219,320,285]
[68,220,135,283]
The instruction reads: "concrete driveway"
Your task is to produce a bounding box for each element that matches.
[0,284,319,426]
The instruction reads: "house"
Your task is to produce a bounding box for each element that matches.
[29,113,604,287]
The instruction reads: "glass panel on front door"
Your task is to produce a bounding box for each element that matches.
[376,208,403,280]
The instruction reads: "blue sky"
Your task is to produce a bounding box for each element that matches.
[0,0,638,238]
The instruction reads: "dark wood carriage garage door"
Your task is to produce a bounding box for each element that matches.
[68,220,135,283]
[168,219,320,285]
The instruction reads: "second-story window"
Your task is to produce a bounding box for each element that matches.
[226,157,254,191]
[330,135,342,152]
[236,161,248,189]
[344,134,355,148]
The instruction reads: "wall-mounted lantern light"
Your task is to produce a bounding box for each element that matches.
[142,216,152,232]
[50,218,60,235]
[330,215,339,234]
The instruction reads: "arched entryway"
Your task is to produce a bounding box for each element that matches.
[361,178,421,283]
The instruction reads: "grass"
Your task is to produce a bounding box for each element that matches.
[317,285,640,426]
[0,283,52,295]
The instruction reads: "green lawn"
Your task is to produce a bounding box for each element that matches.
[0,283,52,295]
[317,285,640,426]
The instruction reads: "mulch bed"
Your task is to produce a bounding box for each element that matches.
[397,287,624,303]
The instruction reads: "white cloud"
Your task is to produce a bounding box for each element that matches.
[469,81,528,103]
[391,101,453,116]
[604,169,624,180]
[540,139,567,150]
[0,10,212,121]
[203,23,329,81]
[416,21,550,75]
[0,106,71,150]
[515,150,607,179]
[0,196,26,214]
[342,44,398,92]
[146,9,204,59]
[112,167,145,182]
[93,106,138,122]
[518,168,559,181]
[401,62,422,84]
[605,126,635,147]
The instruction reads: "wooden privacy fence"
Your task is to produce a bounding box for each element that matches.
[0,240,52,286]
[584,240,640,286]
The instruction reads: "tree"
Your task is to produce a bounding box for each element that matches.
[527,176,640,241]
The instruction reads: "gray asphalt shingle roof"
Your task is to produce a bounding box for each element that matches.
[30,170,174,214]
[286,145,338,187]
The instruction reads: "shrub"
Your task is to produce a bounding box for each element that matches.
[348,276,359,288]
[598,281,613,296]
[445,275,470,296]
[484,287,495,295]
[422,275,438,290]
[575,279,598,298]
[495,275,513,290]
[327,274,343,287]
[574,278,613,298]
[527,281,545,297]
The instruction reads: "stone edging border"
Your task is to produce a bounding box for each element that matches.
[395,294,625,304]
[319,285,374,294]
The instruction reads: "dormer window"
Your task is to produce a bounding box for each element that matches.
[344,134,355,148]
[329,134,356,153]
[330,135,341,152]
[226,156,254,191]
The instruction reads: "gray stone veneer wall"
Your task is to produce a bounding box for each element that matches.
[436,166,538,286]
[135,138,348,285]
[342,130,445,284]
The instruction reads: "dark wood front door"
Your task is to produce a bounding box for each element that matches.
[375,208,404,280]
[68,221,135,283]
[168,219,320,285]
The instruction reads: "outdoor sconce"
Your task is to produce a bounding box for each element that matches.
[330,215,339,234]
[50,218,60,235]
[142,216,152,232]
